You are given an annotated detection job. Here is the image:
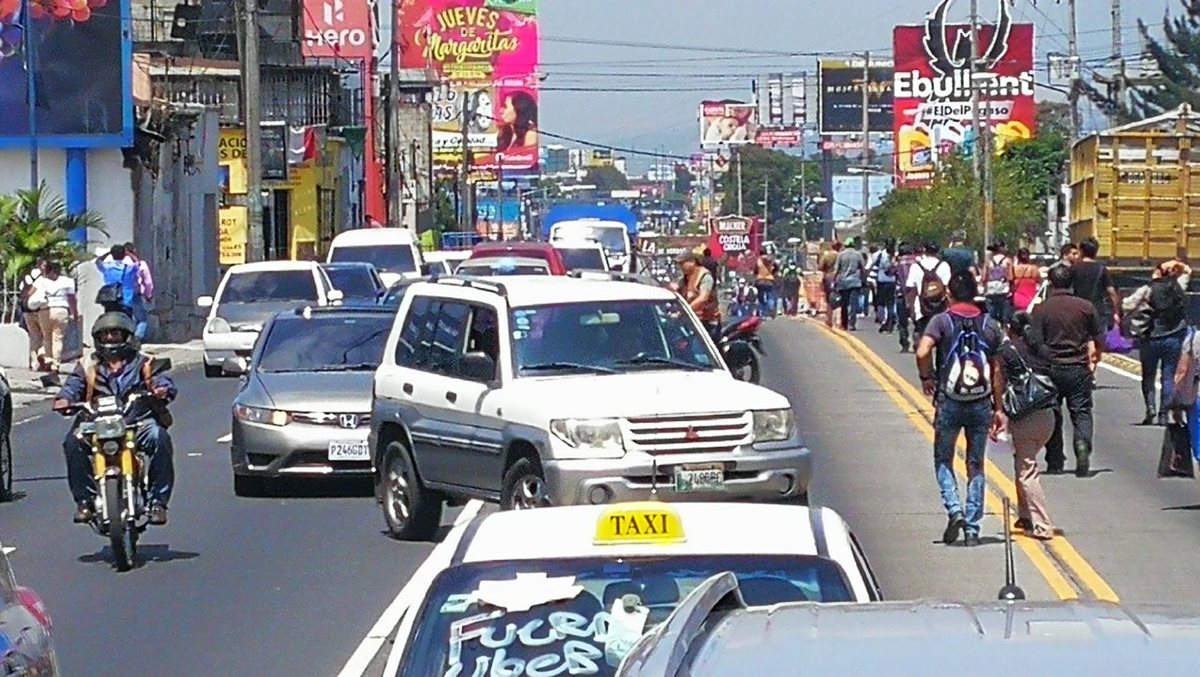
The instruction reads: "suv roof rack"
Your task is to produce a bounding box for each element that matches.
[566,270,656,285]
[431,275,509,297]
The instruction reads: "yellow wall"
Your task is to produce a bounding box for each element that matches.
[218,128,249,265]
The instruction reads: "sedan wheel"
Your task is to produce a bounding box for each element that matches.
[381,442,442,541]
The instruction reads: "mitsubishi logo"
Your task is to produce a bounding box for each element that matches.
[338,413,360,429]
[683,427,700,443]
[323,0,344,26]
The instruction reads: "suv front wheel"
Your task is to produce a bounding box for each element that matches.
[381,441,443,540]
[501,456,552,511]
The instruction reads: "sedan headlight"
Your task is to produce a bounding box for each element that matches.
[207,317,232,334]
[234,405,291,427]
[753,409,795,443]
[550,418,624,451]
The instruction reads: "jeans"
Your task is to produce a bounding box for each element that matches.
[897,301,912,349]
[837,286,861,330]
[875,282,896,327]
[985,294,1012,326]
[1045,364,1095,469]
[933,397,992,534]
[65,419,175,506]
[131,296,150,341]
[1140,332,1186,413]
[755,282,775,318]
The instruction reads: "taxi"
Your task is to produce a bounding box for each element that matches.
[379,501,882,676]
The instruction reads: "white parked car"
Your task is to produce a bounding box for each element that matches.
[455,256,553,277]
[197,261,341,378]
[369,276,810,540]
[553,240,611,272]
[327,228,424,287]
[421,250,471,276]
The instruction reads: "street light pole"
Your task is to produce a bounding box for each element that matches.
[21,0,38,188]
[860,51,871,234]
[239,0,265,262]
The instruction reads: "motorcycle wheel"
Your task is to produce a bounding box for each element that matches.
[105,476,136,571]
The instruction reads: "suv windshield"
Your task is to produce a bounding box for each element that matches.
[323,266,379,299]
[219,270,318,304]
[256,314,392,373]
[401,555,852,676]
[511,299,719,376]
[557,247,607,271]
[330,244,417,274]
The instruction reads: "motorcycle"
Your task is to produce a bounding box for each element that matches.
[60,358,171,571]
[718,315,764,383]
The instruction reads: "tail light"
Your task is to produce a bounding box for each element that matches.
[737,316,763,333]
[17,587,51,630]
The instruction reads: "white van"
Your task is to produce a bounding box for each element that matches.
[327,228,424,287]
[548,221,634,273]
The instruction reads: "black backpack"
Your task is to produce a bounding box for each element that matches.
[918,261,948,317]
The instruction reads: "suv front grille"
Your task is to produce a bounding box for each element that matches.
[623,412,752,454]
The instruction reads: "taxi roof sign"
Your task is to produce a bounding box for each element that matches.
[594,502,687,546]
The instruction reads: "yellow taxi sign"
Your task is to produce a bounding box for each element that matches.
[594,502,687,546]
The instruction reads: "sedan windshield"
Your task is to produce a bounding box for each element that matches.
[330,244,417,274]
[557,247,607,271]
[323,266,379,299]
[256,314,392,373]
[512,299,719,376]
[219,270,318,304]
[401,555,852,676]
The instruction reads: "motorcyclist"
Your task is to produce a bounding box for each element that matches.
[53,312,176,525]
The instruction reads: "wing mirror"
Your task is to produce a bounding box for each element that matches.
[221,356,248,376]
[459,351,497,384]
[327,289,344,305]
[197,295,214,308]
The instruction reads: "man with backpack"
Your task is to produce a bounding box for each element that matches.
[983,241,1014,325]
[903,243,952,352]
[915,272,1006,547]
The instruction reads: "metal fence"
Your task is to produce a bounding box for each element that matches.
[0,279,20,325]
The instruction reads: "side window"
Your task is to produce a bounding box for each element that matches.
[395,296,432,368]
[465,305,501,381]
[429,302,470,375]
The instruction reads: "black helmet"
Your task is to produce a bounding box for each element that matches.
[91,312,137,362]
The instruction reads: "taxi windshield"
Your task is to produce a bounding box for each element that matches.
[511,299,720,376]
[400,555,852,676]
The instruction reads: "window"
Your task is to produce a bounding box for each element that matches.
[219,270,319,304]
[257,315,392,373]
[395,297,432,368]
[330,244,417,274]
[465,306,501,382]
[429,302,470,375]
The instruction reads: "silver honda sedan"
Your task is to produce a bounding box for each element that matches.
[228,306,393,496]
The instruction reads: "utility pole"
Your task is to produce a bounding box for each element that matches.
[21,0,38,188]
[1067,0,1080,142]
[239,0,265,262]
[458,92,470,231]
[1112,0,1125,112]
[861,51,871,233]
[497,154,505,241]
[762,176,769,247]
[736,148,744,215]
[387,0,402,229]
[969,0,995,250]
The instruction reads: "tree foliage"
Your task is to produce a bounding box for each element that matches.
[0,184,104,282]
[716,146,821,242]
[673,164,694,197]
[582,166,630,192]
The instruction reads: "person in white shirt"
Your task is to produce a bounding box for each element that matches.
[904,243,953,336]
[31,261,78,372]
[20,260,46,369]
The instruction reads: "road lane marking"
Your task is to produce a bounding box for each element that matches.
[814,324,1078,600]
[338,500,485,677]
[817,321,1120,602]
[1099,361,1140,382]
[1,546,14,555]
[217,434,232,443]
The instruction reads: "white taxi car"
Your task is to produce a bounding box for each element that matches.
[376,501,881,676]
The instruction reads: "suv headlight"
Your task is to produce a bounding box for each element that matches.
[234,405,291,427]
[207,317,232,334]
[550,418,624,452]
[753,409,794,443]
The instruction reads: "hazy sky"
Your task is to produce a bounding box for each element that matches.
[538,0,1175,157]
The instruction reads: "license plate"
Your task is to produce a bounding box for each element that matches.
[328,441,370,461]
[674,464,725,493]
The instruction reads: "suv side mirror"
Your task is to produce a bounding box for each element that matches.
[459,351,497,384]
[197,295,214,308]
[222,356,248,376]
[327,289,344,304]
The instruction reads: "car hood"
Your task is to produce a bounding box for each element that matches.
[247,371,374,411]
[216,302,311,329]
[502,370,789,419]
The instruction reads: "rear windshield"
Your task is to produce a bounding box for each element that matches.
[459,262,549,276]
[219,270,318,304]
[257,315,392,373]
[558,247,607,271]
[330,244,417,274]
[324,266,379,298]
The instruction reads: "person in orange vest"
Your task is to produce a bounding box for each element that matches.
[677,251,721,341]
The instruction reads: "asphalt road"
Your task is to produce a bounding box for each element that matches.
[0,367,449,677]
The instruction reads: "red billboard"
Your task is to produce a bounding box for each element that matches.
[892,0,1035,185]
[301,0,374,59]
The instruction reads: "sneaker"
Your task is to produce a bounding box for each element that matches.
[1045,463,1065,475]
[943,512,966,545]
[963,533,982,547]
[148,504,168,526]
[73,502,93,523]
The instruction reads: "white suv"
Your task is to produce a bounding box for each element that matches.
[369,276,810,540]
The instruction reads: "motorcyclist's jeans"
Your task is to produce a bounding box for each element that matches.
[64,420,175,507]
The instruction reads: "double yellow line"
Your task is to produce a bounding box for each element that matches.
[808,319,1119,602]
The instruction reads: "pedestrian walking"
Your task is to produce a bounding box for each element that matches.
[94,244,139,316]
[916,272,1005,547]
[993,312,1058,540]
[1172,322,1200,469]
[754,254,776,318]
[19,259,46,370]
[834,241,866,331]
[1031,264,1105,477]
[873,240,897,330]
[894,242,918,350]
[866,243,881,321]
[125,243,156,341]
[1011,247,1042,313]
[983,241,1014,325]
[1072,237,1122,332]
[781,261,803,316]
[942,233,978,279]
[1124,262,1189,425]
[819,243,841,328]
[904,243,952,347]
[30,261,78,373]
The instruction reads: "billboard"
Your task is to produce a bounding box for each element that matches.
[818,59,894,135]
[400,0,540,174]
[893,0,1036,185]
[0,0,133,147]
[217,128,248,265]
[301,0,374,60]
[699,101,757,149]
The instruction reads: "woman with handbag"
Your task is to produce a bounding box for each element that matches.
[992,312,1059,540]
[1125,263,1189,425]
[1173,325,1200,474]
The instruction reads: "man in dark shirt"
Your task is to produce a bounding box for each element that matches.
[700,247,721,283]
[1071,237,1121,331]
[1031,264,1104,477]
[942,234,978,279]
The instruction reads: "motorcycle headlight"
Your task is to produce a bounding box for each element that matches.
[94,415,127,439]
[234,405,291,427]
[753,409,794,443]
[550,418,624,452]
[207,317,232,334]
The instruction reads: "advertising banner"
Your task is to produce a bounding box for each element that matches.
[217,128,248,264]
[699,101,757,149]
[474,196,521,240]
[708,215,760,259]
[818,60,894,135]
[301,0,374,59]
[0,0,133,147]
[219,207,248,266]
[892,0,1036,185]
[401,0,540,174]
